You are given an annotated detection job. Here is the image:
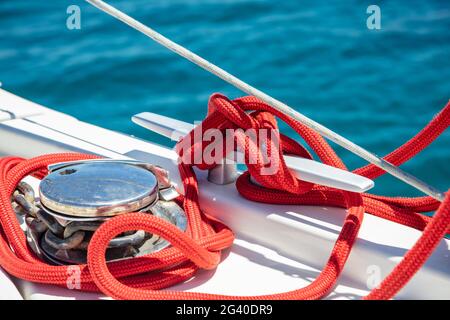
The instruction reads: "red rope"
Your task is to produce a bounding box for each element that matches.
[0,94,448,300]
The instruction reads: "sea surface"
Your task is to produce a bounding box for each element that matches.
[0,0,449,197]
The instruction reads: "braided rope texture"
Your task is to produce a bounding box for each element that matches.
[0,95,448,300]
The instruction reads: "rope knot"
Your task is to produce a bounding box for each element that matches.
[177,94,315,194]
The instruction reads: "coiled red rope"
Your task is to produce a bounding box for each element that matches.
[0,94,449,300]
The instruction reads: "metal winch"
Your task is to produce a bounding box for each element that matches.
[13,159,187,265]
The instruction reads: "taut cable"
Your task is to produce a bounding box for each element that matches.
[86,0,445,202]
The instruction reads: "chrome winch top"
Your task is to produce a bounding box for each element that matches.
[40,161,159,218]
[15,159,187,265]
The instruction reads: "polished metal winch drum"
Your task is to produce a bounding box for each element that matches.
[15,160,187,265]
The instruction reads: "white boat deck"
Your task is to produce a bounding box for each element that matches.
[0,88,449,300]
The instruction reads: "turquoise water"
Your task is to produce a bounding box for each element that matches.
[1,1,449,197]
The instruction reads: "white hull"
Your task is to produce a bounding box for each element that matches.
[0,88,449,300]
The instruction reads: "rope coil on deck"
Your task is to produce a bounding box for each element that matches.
[0,94,449,300]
